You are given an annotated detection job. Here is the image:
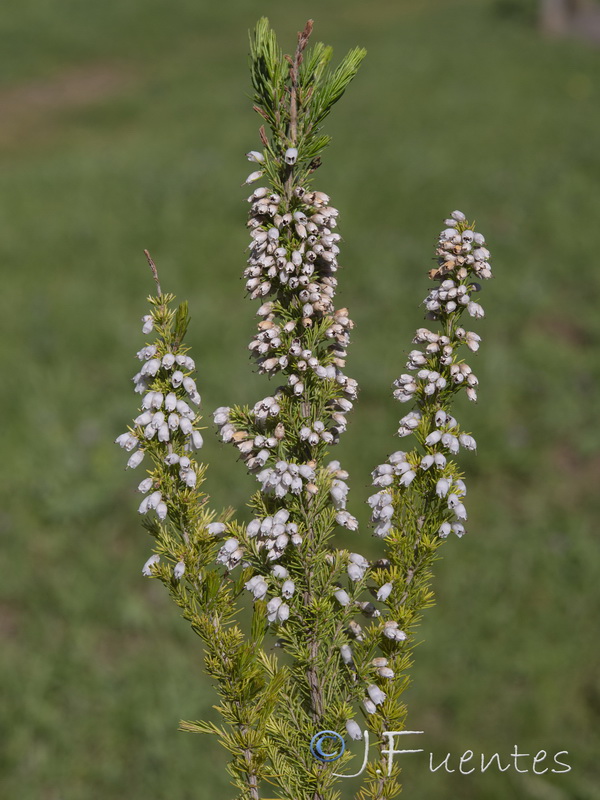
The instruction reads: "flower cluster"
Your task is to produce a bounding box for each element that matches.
[300,420,334,445]
[115,291,209,581]
[247,510,303,556]
[241,181,359,424]
[115,312,204,486]
[216,537,244,569]
[256,460,316,498]
[368,210,491,542]
[195,156,369,638]
[245,562,296,615]
[244,186,340,303]
[433,215,492,281]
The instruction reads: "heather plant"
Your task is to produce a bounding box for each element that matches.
[115,18,493,800]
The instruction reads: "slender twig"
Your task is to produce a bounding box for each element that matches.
[144,249,162,296]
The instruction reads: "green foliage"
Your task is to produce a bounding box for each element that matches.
[249,17,366,193]
[249,18,288,131]
[305,46,367,131]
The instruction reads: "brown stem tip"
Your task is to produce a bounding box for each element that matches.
[144,249,162,296]
[298,19,314,51]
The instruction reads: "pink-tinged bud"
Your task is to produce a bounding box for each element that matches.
[378,667,395,679]
[468,301,484,319]
[141,315,154,334]
[466,386,478,402]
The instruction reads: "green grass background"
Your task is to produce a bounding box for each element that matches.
[2,0,600,798]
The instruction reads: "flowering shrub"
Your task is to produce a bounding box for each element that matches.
[115,18,492,800]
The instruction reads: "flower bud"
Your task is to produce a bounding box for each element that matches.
[334,589,351,607]
[378,667,395,679]
[191,430,204,450]
[127,450,145,469]
[207,522,226,536]
[245,170,264,184]
[340,644,353,664]
[142,554,159,576]
[173,561,185,579]
[346,720,363,740]
[376,582,393,602]
[436,478,450,497]
[363,699,377,715]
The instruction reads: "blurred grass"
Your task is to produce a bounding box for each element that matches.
[1,0,600,798]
